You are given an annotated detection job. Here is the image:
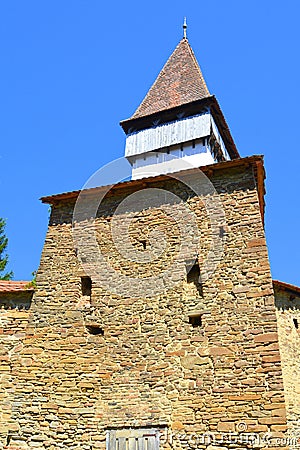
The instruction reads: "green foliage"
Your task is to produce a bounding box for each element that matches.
[26,270,37,289]
[0,218,13,280]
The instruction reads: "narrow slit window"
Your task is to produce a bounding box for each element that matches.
[140,240,147,250]
[186,261,203,296]
[187,264,200,283]
[81,276,92,296]
[293,318,299,329]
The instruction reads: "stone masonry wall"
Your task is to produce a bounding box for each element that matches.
[275,285,300,444]
[0,292,33,448]
[0,164,291,449]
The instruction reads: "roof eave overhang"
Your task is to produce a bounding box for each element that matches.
[273,280,300,296]
[41,155,265,227]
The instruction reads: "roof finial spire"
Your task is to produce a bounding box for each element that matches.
[183,17,187,39]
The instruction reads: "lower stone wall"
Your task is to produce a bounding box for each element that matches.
[275,283,300,446]
[0,303,291,450]
[0,307,31,448]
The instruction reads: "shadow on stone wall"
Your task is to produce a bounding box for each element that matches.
[274,285,300,311]
[0,291,33,310]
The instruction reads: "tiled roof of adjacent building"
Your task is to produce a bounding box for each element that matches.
[131,38,210,119]
[0,280,34,293]
[273,280,300,295]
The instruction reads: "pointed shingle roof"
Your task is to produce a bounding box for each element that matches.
[131,38,210,119]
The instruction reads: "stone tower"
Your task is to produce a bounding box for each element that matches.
[0,29,300,450]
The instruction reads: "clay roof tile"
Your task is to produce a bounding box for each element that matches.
[131,38,210,119]
[0,280,34,293]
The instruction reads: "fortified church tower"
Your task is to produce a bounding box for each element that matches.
[0,23,300,450]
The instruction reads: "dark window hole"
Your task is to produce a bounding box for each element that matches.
[81,276,92,296]
[187,264,200,283]
[189,314,202,327]
[186,262,203,296]
[140,240,147,250]
[219,226,226,238]
[86,325,104,336]
[293,318,299,329]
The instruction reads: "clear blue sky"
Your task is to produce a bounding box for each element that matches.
[0,1,299,285]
